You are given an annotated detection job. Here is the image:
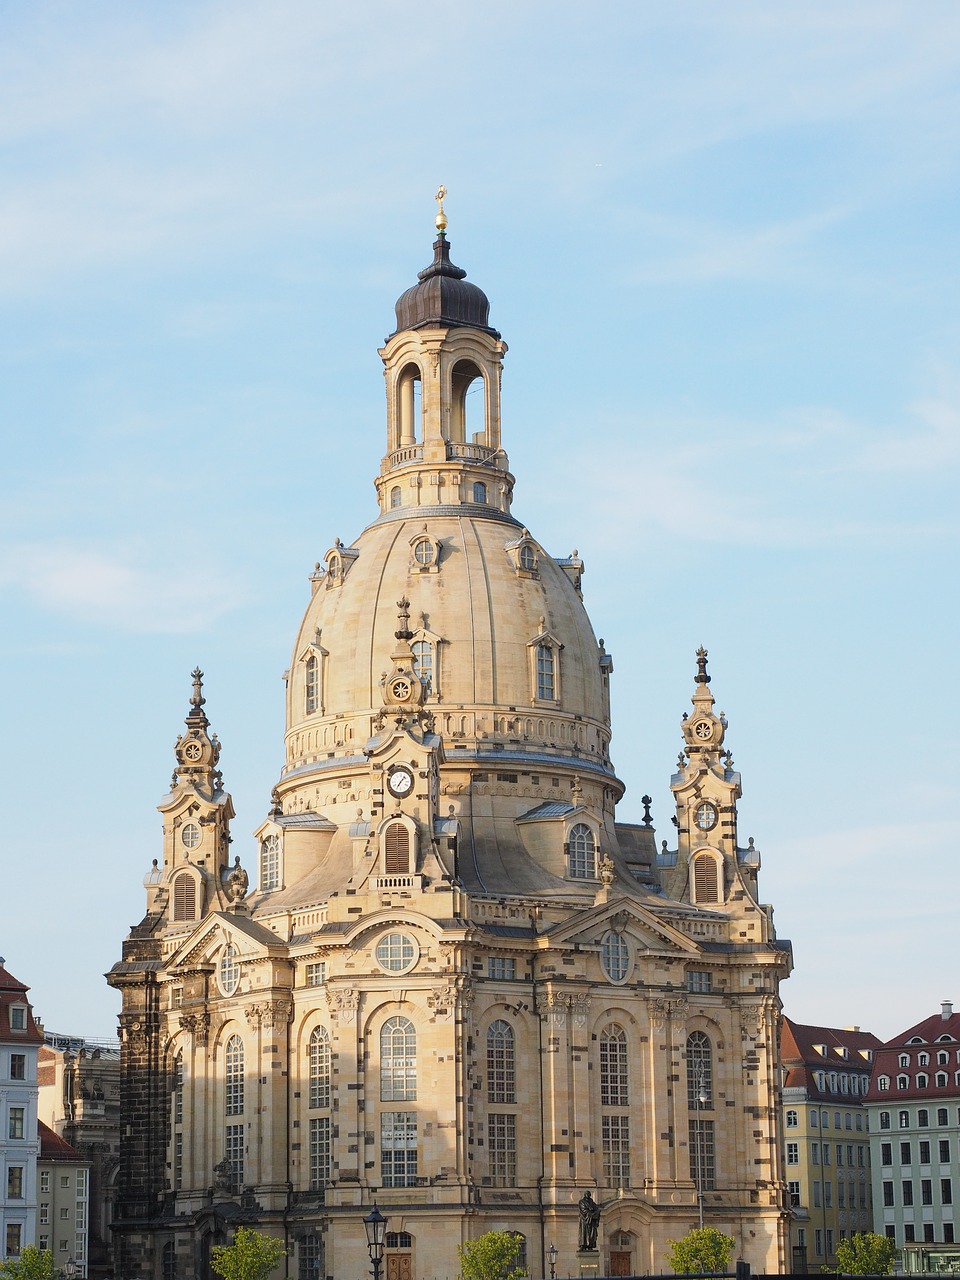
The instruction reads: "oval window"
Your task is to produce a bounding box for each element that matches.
[375,932,418,974]
[600,931,631,983]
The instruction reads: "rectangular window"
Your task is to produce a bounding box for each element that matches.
[837,1144,844,1166]
[40,1205,49,1225]
[8,1107,24,1139]
[824,1181,833,1208]
[918,1109,929,1127]
[40,1172,50,1193]
[813,1182,822,1209]
[903,1180,914,1206]
[858,1145,865,1167]
[6,1224,22,1257]
[823,1144,831,1166]
[9,1055,25,1081]
[883,1181,894,1207]
[299,1236,322,1280]
[922,1179,933,1205]
[171,987,183,1009]
[815,1230,823,1258]
[945,1180,955,1206]
[381,1112,417,1187]
[309,1117,331,1193]
[175,1132,183,1191]
[946,1224,956,1244]
[880,1111,891,1130]
[812,1142,820,1165]
[77,1171,87,1197]
[900,1111,910,1128]
[920,1140,931,1164]
[688,1119,715,1190]
[901,1142,912,1164]
[797,1228,806,1248]
[941,1140,951,1163]
[786,1142,799,1165]
[38,1239,48,1253]
[905,1226,916,1244]
[838,1181,846,1209]
[60,1209,69,1221]
[924,1225,936,1244]
[10,1007,26,1031]
[60,1176,70,1189]
[487,957,516,981]
[602,1115,630,1188]
[489,1114,518,1187]
[788,1180,801,1205]
[305,962,326,988]
[881,1143,892,1166]
[225,1123,244,1191]
[6,1168,23,1198]
[826,1231,834,1256]
[687,970,712,994]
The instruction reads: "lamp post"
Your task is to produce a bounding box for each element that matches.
[363,1204,387,1280]
[695,1063,709,1230]
[547,1244,558,1279]
[63,1259,79,1280]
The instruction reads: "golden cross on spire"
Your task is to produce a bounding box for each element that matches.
[435,185,448,234]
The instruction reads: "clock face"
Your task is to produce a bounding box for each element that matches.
[390,677,413,702]
[694,802,718,832]
[183,742,203,761]
[693,720,713,742]
[387,766,415,798]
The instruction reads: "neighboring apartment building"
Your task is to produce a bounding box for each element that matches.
[781,1017,882,1272]
[37,1121,90,1277]
[0,961,44,1259]
[865,1001,960,1251]
[38,1037,120,1280]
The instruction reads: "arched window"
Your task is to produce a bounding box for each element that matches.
[473,481,487,504]
[600,1024,628,1106]
[917,1073,929,1089]
[878,1076,890,1092]
[536,643,555,700]
[687,1031,713,1109]
[568,824,596,879]
[305,655,319,714]
[519,543,537,571]
[412,641,433,695]
[786,1109,798,1127]
[381,1016,416,1102]
[487,1020,516,1104]
[919,1052,930,1066]
[897,1074,909,1090]
[937,1072,948,1088]
[383,823,410,875]
[225,1034,244,1116]
[397,364,422,445]
[693,855,720,904]
[172,874,196,922]
[451,359,484,443]
[308,1026,331,1110]
[900,1053,910,1068]
[162,1241,177,1280]
[390,486,402,509]
[260,834,280,891]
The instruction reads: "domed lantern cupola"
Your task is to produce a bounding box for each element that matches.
[377,187,513,516]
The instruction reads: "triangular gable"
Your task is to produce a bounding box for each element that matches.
[539,896,702,955]
[167,911,286,970]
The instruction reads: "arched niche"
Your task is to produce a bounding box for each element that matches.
[450,359,485,445]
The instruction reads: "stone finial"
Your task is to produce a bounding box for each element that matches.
[641,795,653,826]
[571,775,583,805]
[695,646,710,685]
[190,667,205,711]
[395,596,413,641]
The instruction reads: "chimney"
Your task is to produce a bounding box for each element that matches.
[942,1001,953,1020]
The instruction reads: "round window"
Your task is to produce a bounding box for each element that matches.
[600,930,631,983]
[375,932,418,974]
[519,543,537,571]
[413,539,434,566]
[181,823,201,849]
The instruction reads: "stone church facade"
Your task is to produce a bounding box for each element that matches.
[109,209,793,1280]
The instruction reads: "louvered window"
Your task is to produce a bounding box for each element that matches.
[384,823,410,874]
[694,855,719,903]
[173,874,196,921]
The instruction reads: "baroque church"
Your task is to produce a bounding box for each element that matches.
[109,203,793,1280]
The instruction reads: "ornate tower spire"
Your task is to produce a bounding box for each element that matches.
[173,667,221,795]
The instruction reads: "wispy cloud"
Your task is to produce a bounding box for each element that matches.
[0,541,246,632]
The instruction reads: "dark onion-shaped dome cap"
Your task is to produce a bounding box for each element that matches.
[392,235,499,337]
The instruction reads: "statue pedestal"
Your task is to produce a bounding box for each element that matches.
[576,1250,600,1279]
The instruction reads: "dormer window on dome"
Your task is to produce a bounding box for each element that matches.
[506,530,540,577]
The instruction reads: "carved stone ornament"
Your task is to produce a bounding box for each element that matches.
[326,988,360,1023]
[245,999,293,1029]
[179,1012,210,1046]
[427,984,458,1019]
[649,995,688,1031]
[226,856,249,902]
[571,993,591,1029]
[740,1001,767,1040]
[540,991,571,1028]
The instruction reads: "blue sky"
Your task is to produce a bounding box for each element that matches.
[1,1,957,1040]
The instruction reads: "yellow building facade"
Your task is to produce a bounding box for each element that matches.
[109,214,793,1280]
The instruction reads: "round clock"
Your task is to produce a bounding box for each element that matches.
[387,766,415,798]
[183,742,203,761]
[693,720,713,741]
[694,802,718,832]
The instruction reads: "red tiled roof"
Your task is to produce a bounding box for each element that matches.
[0,964,44,1044]
[864,1007,960,1102]
[782,1017,883,1100]
[38,1120,84,1162]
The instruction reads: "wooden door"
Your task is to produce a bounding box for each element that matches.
[610,1251,632,1276]
[387,1254,412,1280]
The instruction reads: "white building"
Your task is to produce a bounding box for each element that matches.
[0,961,43,1260]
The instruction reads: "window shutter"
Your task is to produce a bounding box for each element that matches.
[384,824,410,874]
[694,856,719,904]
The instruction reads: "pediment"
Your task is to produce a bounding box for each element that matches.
[540,896,701,955]
[167,911,286,970]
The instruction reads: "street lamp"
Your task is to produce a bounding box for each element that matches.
[547,1243,558,1279]
[695,1063,709,1230]
[363,1204,388,1280]
[63,1260,79,1280]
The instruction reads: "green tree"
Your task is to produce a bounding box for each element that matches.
[667,1227,736,1275]
[830,1232,898,1276]
[0,1247,56,1280]
[210,1227,286,1280]
[458,1230,528,1280]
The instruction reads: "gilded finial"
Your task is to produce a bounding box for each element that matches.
[435,185,448,234]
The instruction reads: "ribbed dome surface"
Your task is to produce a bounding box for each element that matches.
[392,236,498,336]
